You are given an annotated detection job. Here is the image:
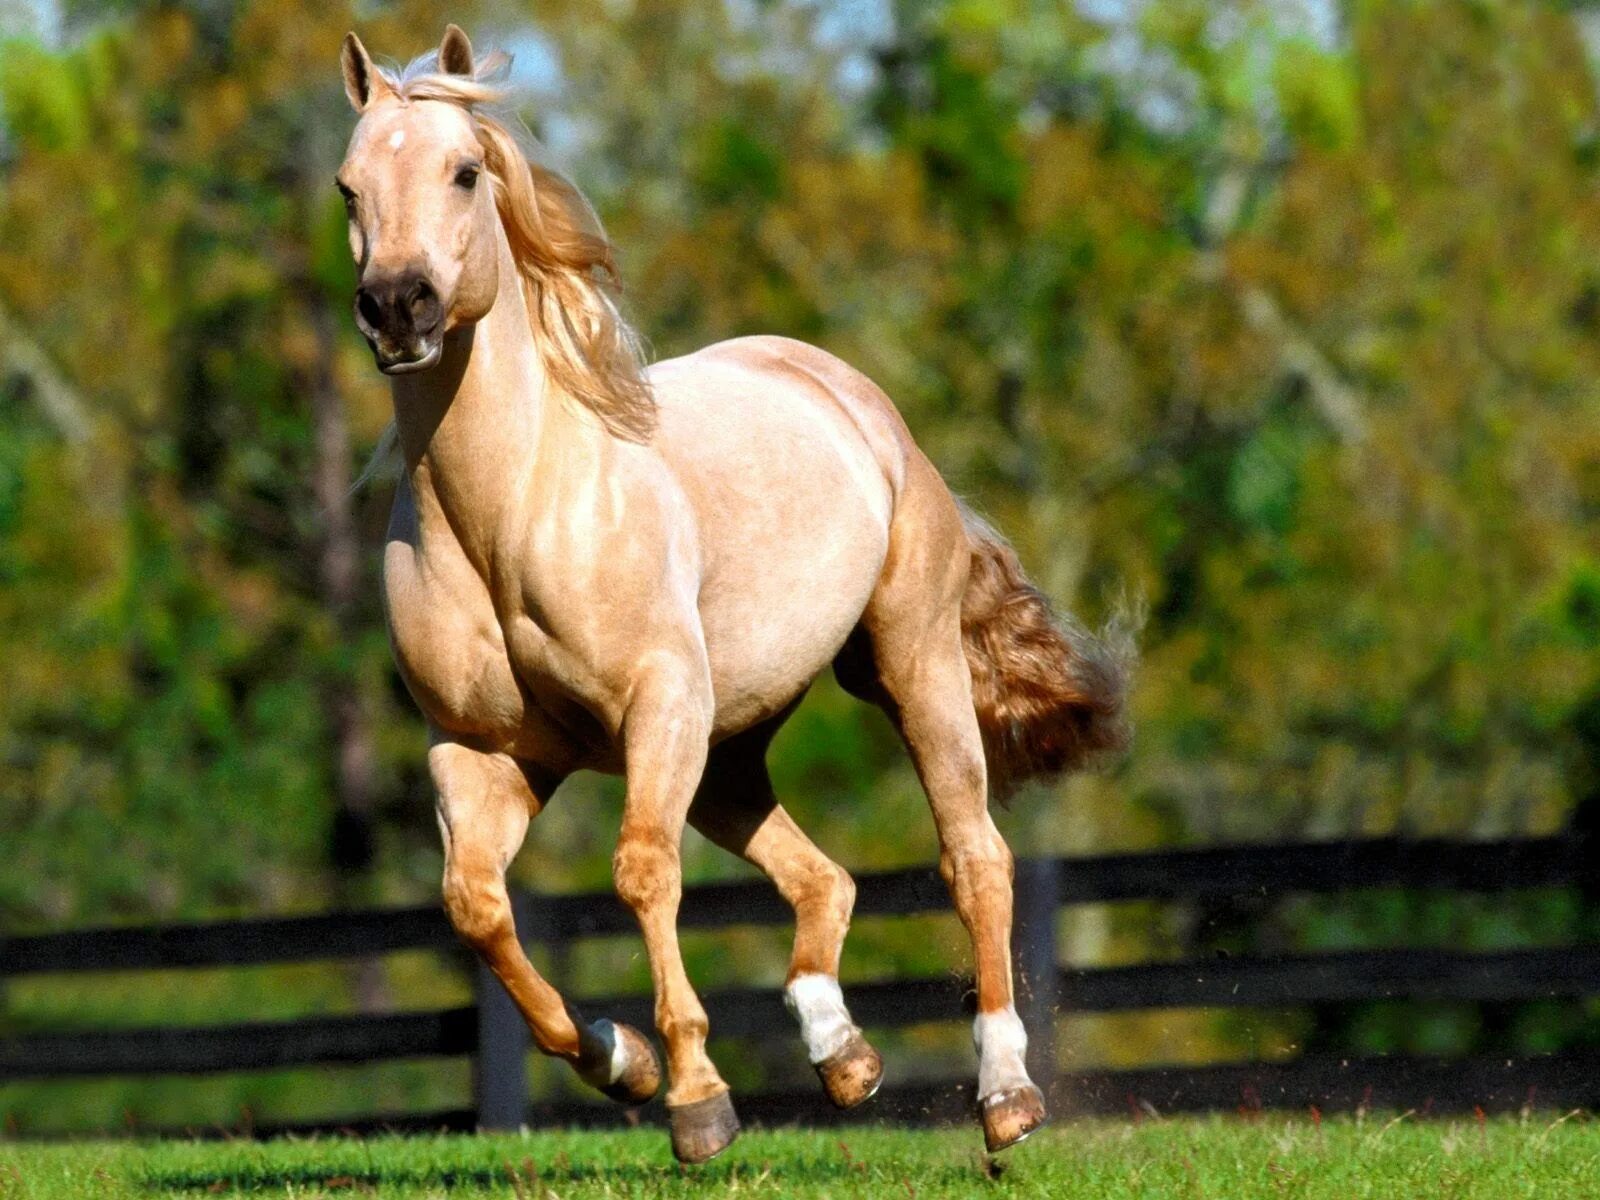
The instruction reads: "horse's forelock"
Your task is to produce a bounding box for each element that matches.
[380,47,513,106]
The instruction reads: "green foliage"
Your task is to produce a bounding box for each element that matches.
[0,37,92,150]
[692,119,784,205]
[1274,40,1362,150]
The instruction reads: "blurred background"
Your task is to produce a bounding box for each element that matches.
[3,0,1600,1134]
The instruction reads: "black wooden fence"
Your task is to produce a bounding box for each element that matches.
[2,834,1596,1135]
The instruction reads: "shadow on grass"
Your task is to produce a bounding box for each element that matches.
[139,1159,991,1193]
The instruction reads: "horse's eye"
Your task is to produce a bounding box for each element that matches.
[336,181,356,212]
[455,164,480,191]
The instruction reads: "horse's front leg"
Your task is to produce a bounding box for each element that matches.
[431,737,661,1110]
[609,665,736,1164]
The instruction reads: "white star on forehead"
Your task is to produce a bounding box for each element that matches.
[388,130,406,152]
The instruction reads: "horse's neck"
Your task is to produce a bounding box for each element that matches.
[391,227,549,572]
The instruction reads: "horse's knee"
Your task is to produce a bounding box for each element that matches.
[613,829,680,913]
[442,862,512,950]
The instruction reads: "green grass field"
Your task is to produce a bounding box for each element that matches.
[3,1117,1599,1199]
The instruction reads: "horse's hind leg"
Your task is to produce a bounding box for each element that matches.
[891,643,1045,1151]
[430,737,661,1108]
[689,721,882,1109]
[848,465,1047,1152]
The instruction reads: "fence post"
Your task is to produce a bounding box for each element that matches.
[1012,856,1061,1098]
[473,890,532,1131]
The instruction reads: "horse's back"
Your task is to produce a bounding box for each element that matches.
[645,336,916,733]
[648,336,912,509]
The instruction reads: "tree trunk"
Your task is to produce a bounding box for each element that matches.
[306,283,387,1011]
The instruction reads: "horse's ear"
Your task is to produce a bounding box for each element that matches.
[439,24,474,77]
[341,32,393,112]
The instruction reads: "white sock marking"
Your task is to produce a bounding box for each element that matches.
[784,973,857,1064]
[974,1005,1034,1100]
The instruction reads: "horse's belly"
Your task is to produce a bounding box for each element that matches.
[698,510,888,737]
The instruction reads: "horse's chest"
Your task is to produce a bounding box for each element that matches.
[382,536,613,769]
[383,539,525,738]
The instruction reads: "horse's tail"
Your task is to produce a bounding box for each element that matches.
[959,504,1133,802]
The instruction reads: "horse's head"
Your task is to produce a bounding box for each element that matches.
[333,27,655,436]
[337,26,501,374]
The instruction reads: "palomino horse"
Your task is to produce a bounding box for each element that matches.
[336,26,1130,1163]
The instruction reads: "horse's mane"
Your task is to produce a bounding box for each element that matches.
[379,50,655,442]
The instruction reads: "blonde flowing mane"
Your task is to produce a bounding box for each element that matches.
[382,50,655,441]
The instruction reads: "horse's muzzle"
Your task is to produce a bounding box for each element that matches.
[354,268,444,374]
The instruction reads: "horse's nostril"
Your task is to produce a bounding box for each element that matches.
[408,278,439,324]
[355,287,385,331]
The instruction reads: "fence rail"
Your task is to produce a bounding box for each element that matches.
[1,834,1595,1132]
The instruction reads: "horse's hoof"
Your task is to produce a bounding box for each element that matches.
[980,1084,1047,1153]
[815,1031,883,1109]
[579,1020,661,1106]
[668,1090,740,1164]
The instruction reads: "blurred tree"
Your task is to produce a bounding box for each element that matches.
[0,1,469,929]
